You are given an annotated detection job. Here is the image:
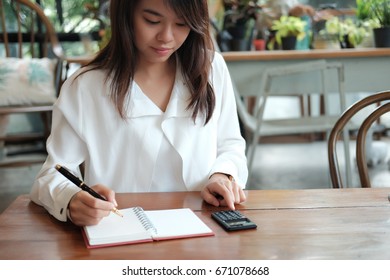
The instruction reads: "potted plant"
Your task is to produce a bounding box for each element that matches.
[356,0,371,21]
[355,0,378,47]
[269,15,307,50]
[215,0,261,51]
[368,0,390,47]
[320,17,369,48]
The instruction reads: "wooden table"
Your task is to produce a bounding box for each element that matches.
[0,188,390,260]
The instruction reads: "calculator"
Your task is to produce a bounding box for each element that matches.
[211,210,257,231]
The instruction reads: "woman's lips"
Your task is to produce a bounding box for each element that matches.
[153,47,172,56]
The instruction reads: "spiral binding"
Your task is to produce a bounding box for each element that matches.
[132,207,157,235]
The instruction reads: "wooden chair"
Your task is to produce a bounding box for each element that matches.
[0,0,63,167]
[234,59,351,184]
[328,90,390,188]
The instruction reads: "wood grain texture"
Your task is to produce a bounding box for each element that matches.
[1,189,389,259]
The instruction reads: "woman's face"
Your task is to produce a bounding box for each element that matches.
[133,0,191,65]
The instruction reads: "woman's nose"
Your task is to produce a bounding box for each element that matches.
[157,25,174,42]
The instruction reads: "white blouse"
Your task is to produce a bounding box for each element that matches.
[132,83,186,192]
[30,52,248,222]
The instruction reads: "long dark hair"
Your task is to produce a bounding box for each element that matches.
[83,0,215,124]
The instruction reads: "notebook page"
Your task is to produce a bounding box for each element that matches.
[145,208,213,239]
[84,207,152,245]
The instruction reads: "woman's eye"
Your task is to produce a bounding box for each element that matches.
[176,23,187,27]
[144,18,159,24]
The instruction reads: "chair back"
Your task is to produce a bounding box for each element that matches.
[328,90,390,188]
[1,0,62,56]
[234,59,349,184]
[0,0,64,167]
[0,0,63,92]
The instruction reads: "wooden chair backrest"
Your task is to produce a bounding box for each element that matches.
[0,0,62,58]
[328,90,390,188]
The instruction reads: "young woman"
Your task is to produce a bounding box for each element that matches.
[30,0,248,226]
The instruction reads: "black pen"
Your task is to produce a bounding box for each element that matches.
[55,164,123,217]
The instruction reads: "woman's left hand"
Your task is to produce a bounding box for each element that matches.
[201,173,246,210]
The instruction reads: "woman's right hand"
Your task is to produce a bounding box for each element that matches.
[68,184,118,226]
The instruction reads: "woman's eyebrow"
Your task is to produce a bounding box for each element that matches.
[142,8,162,17]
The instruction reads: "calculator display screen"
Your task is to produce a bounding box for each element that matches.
[227,221,247,226]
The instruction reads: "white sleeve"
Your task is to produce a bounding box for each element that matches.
[208,53,248,187]
[30,74,87,222]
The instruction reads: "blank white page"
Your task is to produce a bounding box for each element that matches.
[84,208,150,245]
[145,208,213,239]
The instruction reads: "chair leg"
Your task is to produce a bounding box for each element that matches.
[246,129,260,184]
[246,145,255,184]
[0,115,9,160]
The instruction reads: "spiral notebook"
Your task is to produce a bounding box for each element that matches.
[82,207,214,248]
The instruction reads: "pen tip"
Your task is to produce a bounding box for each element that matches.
[55,164,61,170]
[113,208,124,217]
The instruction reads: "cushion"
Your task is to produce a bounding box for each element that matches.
[0,57,58,107]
